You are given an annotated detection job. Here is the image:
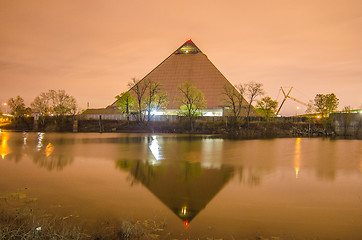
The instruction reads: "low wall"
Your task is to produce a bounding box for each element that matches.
[4,114,361,138]
[332,113,362,137]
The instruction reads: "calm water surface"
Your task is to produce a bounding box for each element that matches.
[0,132,361,239]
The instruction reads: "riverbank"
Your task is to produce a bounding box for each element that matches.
[2,116,348,139]
[0,191,168,240]
[1,135,361,239]
[1,192,282,240]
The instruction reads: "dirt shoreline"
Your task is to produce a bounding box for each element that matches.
[2,117,344,139]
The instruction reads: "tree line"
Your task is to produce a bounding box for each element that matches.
[116,78,279,129]
[3,90,77,130]
[116,78,342,128]
[5,90,77,118]
[2,80,342,131]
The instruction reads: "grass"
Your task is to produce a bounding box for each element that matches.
[0,191,167,240]
[0,191,285,240]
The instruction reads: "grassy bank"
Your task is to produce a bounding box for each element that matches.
[0,191,167,240]
[2,116,335,139]
[0,190,290,240]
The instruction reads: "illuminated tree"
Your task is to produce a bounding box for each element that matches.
[31,90,77,130]
[256,96,278,119]
[144,78,168,122]
[7,96,29,118]
[222,83,245,120]
[314,93,339,118]
[116,91,135,122]
[177,81,206,130]
[48,90,77,117]
[127,78,168,122]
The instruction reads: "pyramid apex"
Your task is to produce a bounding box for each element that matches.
[175,39,201,54]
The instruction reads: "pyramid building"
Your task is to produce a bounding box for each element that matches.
[121,159,234,226]
[110,39,257,117]
[116,136,234,226]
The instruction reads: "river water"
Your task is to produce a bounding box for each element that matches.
[0,131,361,239]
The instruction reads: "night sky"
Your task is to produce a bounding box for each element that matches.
[1,0,361,116]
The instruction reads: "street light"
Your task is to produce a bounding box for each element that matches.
[296,106,300,116]
[2,103,7,113]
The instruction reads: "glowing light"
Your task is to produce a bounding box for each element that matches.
[151,110,163,116]
[184,220,189,228]
[0,132,9,159]
[149,135,162,161]
[3,103,7,106]
[360,143,362,172]
[181,206,187,215]
[23,132,28,145]
[37,132,44,150]
[45,143,54,157]
[316,115,321,119]
[294,138,301,178]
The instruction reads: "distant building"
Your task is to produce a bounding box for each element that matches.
[85,40,257,120]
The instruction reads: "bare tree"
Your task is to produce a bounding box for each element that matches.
[128,78,148,122]
[305,100,316,115]
[144,79,168,122]
[31,90,77,130]
[47,90,77,117]
[31,92,51,126]
[244,81,264,122]
[222,83,245,120]
[177,81,206,131]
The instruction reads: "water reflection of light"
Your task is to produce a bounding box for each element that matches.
[0,131,9,159]
[360,142,362,172]
[180,207,189,228]
[201,138,223,169]
[22,132,28,145]
[45,143,54,157]
[294,138,301,178]
[36,132,44,150]
[181,206,187,215]
[149,135,162,162]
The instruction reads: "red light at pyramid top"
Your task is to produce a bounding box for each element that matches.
[175,39,201,54]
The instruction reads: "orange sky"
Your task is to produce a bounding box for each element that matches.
[1,0,361,115]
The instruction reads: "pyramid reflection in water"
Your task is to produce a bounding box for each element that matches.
[116,136,234,226]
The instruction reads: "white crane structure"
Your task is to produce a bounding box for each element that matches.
[276,87,311,116]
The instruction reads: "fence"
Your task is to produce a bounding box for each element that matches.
[83,113,313,123]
